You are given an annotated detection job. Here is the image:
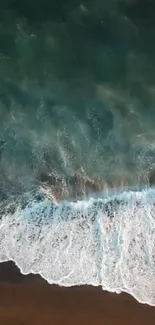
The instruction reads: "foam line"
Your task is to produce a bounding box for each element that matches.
[0,188,155,305]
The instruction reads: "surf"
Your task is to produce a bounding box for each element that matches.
[0,187,155,306]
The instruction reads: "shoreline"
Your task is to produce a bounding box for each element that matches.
[1,187,155,307]
[0,261,155,325]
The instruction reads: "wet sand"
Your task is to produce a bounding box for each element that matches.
[0,262,154,325]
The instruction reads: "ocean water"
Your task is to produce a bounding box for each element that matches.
[0,0,155,305]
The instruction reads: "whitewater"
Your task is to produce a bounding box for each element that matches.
[0,186,155,306]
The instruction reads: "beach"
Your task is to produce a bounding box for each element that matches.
[0,261,154,325]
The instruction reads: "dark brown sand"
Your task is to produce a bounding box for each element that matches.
[0,262,155,325]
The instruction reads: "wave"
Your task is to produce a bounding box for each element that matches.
[0,187,155,305]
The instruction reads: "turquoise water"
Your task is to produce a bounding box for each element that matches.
[0,0,155,305]
[1,0,155,197]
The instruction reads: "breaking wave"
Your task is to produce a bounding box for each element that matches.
[0,187,155,306]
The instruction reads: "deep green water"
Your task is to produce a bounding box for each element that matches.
[0,0,155,198]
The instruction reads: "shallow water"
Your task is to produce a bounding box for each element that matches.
[0,0,155,305]
[0,187,155,305]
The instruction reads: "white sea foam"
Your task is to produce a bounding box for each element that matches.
[0,188,155,305]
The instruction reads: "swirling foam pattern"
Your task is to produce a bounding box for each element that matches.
[0,188,155,305]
